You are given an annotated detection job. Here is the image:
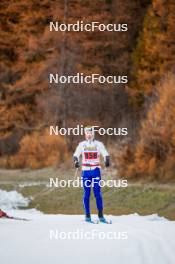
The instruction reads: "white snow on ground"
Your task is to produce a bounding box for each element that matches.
[0,189,30,210]
[0,210,175,264]
[18,181,48,188]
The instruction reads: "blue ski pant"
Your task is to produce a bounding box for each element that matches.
[82,168,103,216]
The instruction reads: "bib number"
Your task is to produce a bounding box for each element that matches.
[84,152,98,159]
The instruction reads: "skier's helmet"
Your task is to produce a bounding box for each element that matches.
[84,126,94,140]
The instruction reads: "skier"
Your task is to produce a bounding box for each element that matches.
[0,209,8,218]
[0,208,28,221]
[73,126,110,223]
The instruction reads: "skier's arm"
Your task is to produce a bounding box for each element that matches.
[73,143,82,168]
[99,142,110,167]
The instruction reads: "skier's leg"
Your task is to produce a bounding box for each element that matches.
[82,170,92,218]
[92,168,103,217]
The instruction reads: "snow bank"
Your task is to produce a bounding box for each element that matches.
[0,189,30,210]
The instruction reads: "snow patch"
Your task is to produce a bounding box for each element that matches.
[19,181,48,188]
[0,212,175,264]
[0,189,30,210]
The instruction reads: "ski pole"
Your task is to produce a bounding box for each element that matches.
[103,167,111,181]
[102,167,107,181]
[74,167,79,180]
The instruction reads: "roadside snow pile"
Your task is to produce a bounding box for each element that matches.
[0,189,30,210]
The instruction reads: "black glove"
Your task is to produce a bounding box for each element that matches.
[73,156,80,168]
[105,156,110,167]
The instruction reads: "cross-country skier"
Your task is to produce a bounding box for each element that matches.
[73,126,110,223]
[0,208,28,221]
[0,209,8,218]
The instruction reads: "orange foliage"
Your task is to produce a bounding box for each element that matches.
[7,129,68,169]
[117,74,175,182]
[132,0,175,96]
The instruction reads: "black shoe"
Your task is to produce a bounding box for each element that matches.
[85,216,92,222]
[98,211,104,218]
[85,213,91,221]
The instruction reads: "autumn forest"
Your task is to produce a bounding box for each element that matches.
[0,0,175,182]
